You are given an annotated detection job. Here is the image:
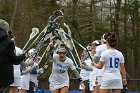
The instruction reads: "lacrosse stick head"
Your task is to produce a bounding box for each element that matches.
[28,48,36,58]
[49,10,64,23]
[86,45,92,51]
[30,27,39,39]
[63,23,71,34]
[83,45,92,59]
[45,10,64,34]
[68,14,78,29]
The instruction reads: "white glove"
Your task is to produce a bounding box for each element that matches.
[37,68,44,74]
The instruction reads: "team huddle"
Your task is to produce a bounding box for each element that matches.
[0,10,127,93]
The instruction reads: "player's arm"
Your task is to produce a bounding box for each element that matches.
[21,67,33,75]
[80,62,93,71]
[92,56,100,63]
[72,69,81,78]
[120,63,127,85]
[21,64,38,75]
[20,58,34,67]
[92,61,104,69]
[69,59,81,78]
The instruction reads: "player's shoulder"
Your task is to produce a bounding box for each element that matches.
[66,57,72,61]
[66,57,73,63]
[115,50,123,56]
[15,46,22,52]
[15,46,21,50]
[53,54,59,59]
[96,44,107,50]
[96,44,102,49]
[101,50,109,56]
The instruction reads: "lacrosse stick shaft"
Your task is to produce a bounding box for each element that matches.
[38,42,53,64]
[69,17,93,61]
[71,40,81,64]
[68,50,79,68]
[64,32,85,50]
[42,42,58,69]
[64,23,81,64]
[22,38,31,50]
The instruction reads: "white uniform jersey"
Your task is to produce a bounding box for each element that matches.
[49,54,76,90]
[100,49,124,80]
[20,58,31,90]
[10,46,22,87]
[80,58,92,81]
[94,44,108,58]
[13,46,23,77]
[94,44,108,77]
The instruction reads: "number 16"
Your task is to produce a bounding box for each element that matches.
[110,58,119,68]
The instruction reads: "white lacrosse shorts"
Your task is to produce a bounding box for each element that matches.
[100,79,123,89]
[20,74,30,90]
[10,77,21,87]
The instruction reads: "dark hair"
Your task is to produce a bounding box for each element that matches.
[106,32,117,47]
[8,30,14,39]
[60,44,66,47]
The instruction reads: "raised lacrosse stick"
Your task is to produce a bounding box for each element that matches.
[64,23,82,65]
[25,10,63,53]
[61,24,85,50]
[38,41,53,65]
[22,27,39,51]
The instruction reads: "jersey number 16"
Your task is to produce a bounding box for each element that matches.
[109,58,119,68]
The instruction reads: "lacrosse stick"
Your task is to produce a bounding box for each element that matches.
[59,28,85,50]
[22,27,39,50]
[64,23,81,65]
[25,10,63,53]
[42,42,58,69]
[24,28,46,53]
[38,41,53,64]
[62,24,85,50]
[68,15,93,61]
[68,50,79,68]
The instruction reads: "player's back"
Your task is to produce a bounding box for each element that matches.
[101,49,124,80]
[102,49,124,73]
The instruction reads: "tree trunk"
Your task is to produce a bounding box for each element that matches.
[114,0,122,49]
[109,0,113,31]
[123,0,128,69]
[114,0,122,34]
[133,0,139,79]
[90,0,96,40]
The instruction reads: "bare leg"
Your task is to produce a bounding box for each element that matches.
[9,86,18,93]
[52,89,60,93]
[79,83,85,93]
[100,89,110,93]
[19,89,28,93]
[60,86,68,93]
[81,89,85,93]
[94,86,100,93]
[91,88,94,93]
[112,89,121,93]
